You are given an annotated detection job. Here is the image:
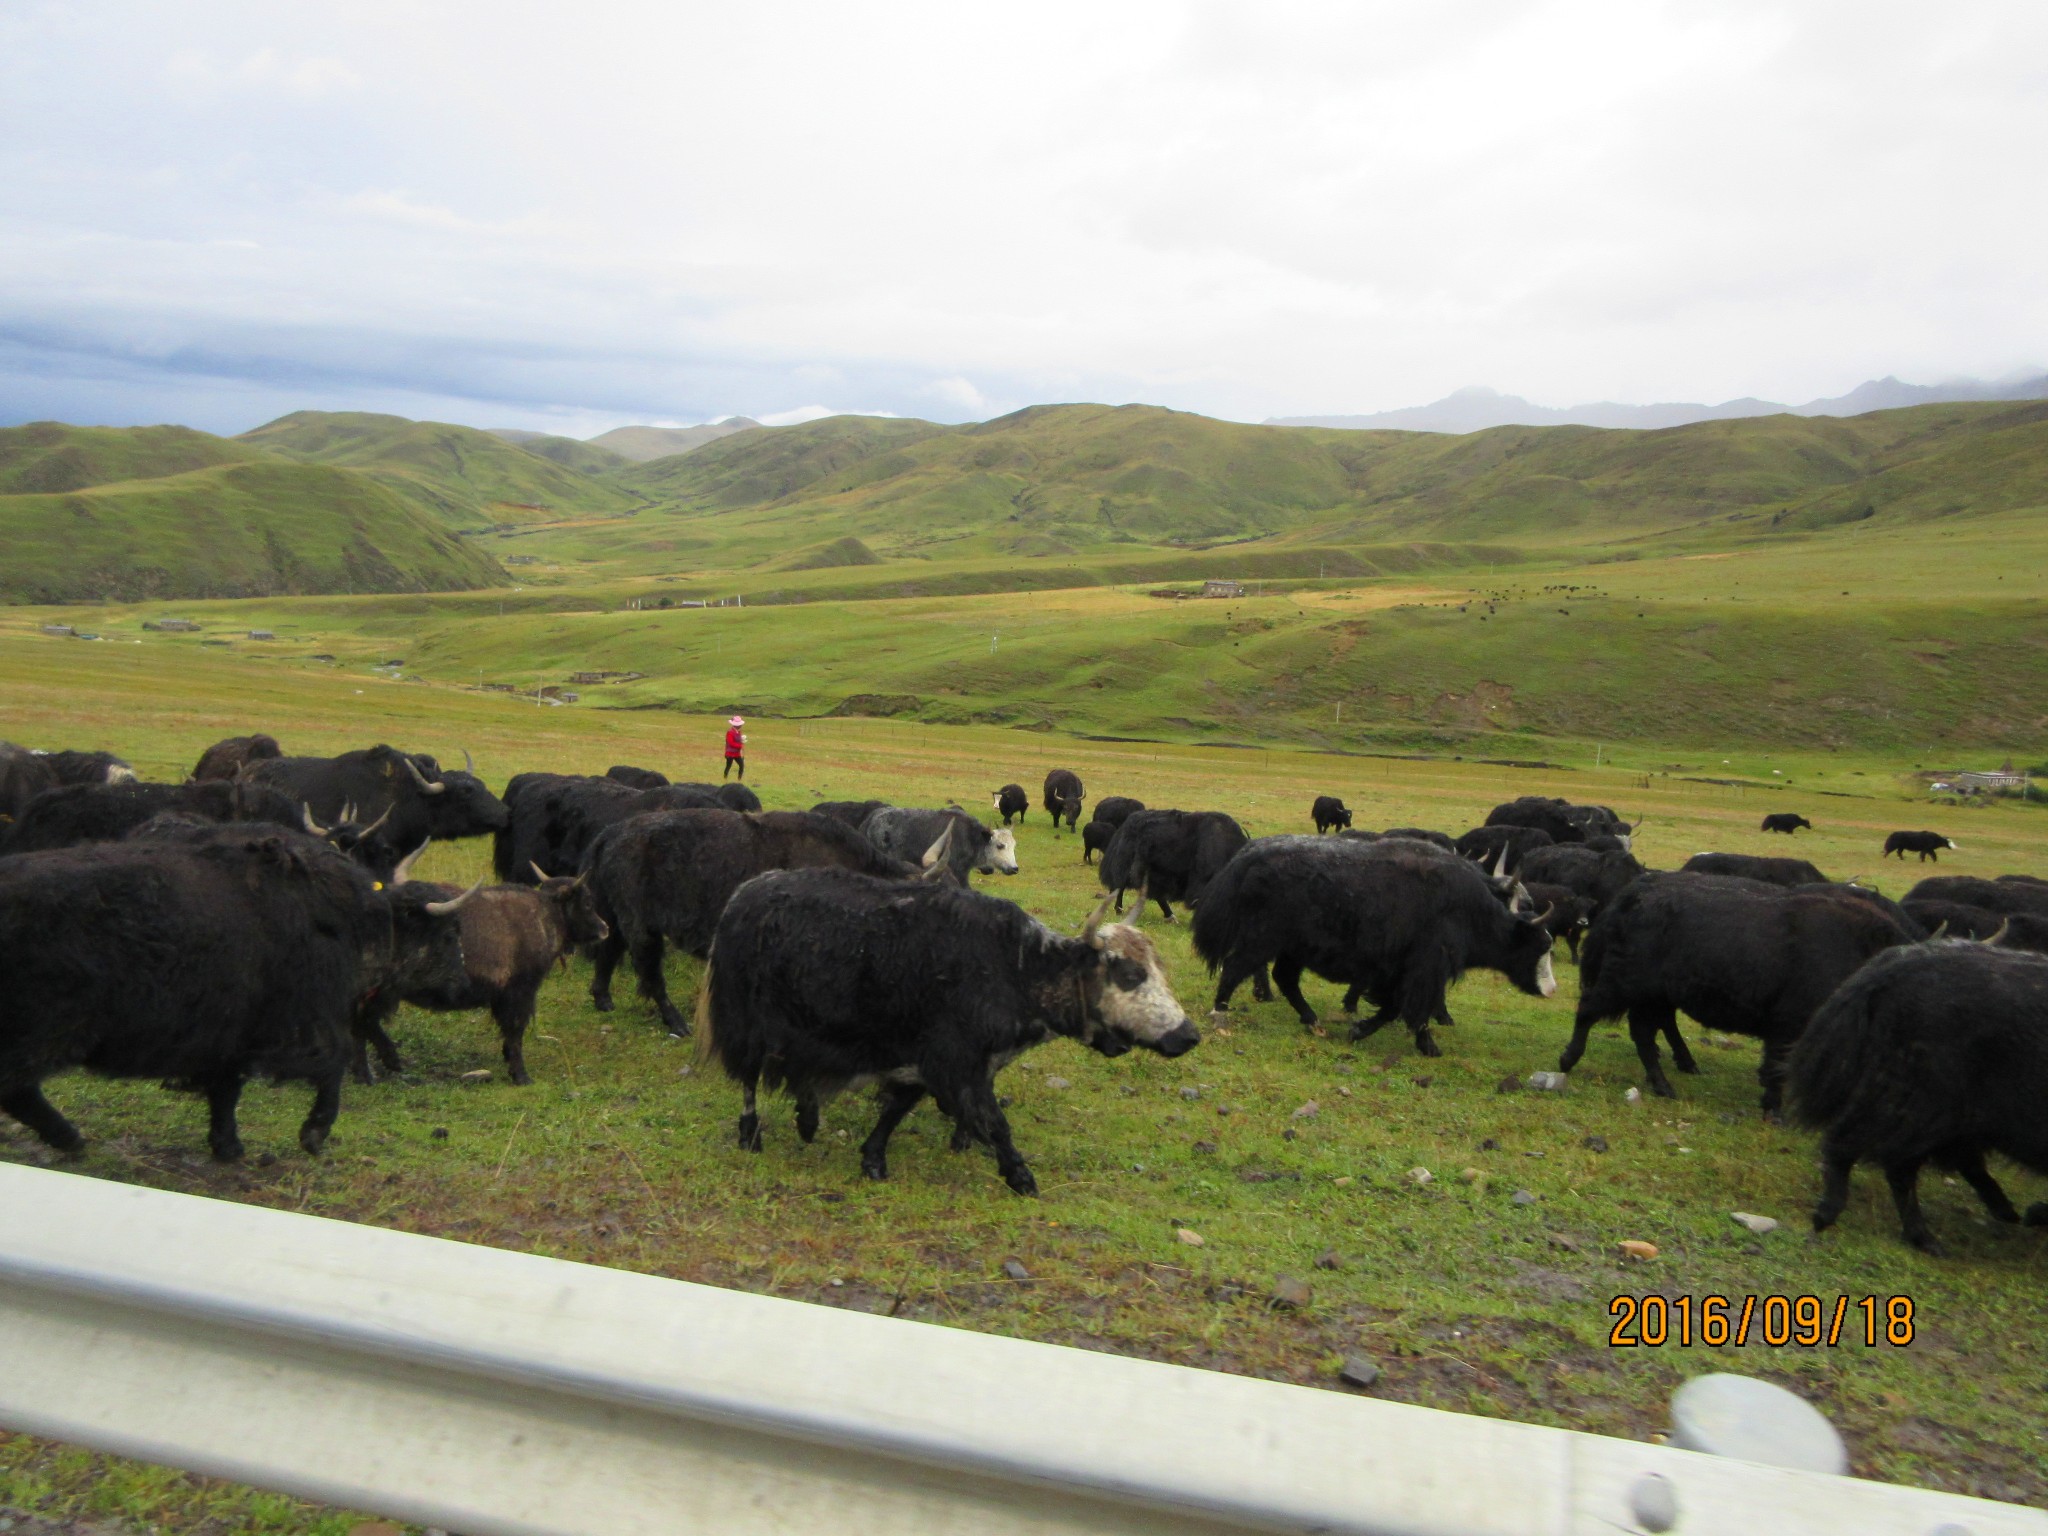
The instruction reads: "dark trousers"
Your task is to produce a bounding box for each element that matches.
[723,755,744,780]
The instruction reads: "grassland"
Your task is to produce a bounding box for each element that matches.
[1,635,2045,1532]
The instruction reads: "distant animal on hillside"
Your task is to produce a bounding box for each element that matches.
[1885,830,1956,862]
[1311,795,1352,833]
[1761,812,1812,834]
[1792,941,2048,1252]
[1043,769,1084,832]
[1683,851,1827,888]
[993,784,1029,825]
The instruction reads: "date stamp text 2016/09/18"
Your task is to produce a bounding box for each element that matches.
[1608,1295,1917,1348]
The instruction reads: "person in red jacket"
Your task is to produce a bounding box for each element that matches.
[722,716,746,780]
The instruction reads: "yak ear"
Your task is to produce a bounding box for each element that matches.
[1078,887,1120,943]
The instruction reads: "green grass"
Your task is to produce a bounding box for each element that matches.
[0,637,2045,1530]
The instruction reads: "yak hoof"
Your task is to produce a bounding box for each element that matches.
[590,992,614,1013]
[1208,1008,1231,1025]
[1413,1031,1443,1058]
[210,1138,246,1163]
[1004,1168,1040,1196]
[1649,1079,1678,1099]
[737,1114,762,1152]
[1907,1231,1946,1257]
[860,1157,889,1181]
[296,1126,328,1157]
[509,1068,533,1087]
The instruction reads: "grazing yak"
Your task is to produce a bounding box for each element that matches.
[1078,795,1145,866]
[700,873,1197,1194]
[494,775,729,883]
[1382,826,1457,852]
[993,784,1030,826]
[1485,795,1633,848]
[0,827,474,1159]
[355,870,612,1086]
[1903,875,2048,919]
[1080,819,1117,864]
[605,764,669,789]
[4,777,305,853]
[1793,941,2048,1252]
[1194,836,1557,1054]
[1455,824,1555,873]
[1043,768,1085,832]
[1561,872,1918,1113]
[2,744,133,825]
[1761,812,1812,834]
[1515,844,1646,915]
[191,734,284,782]
[810,799,892,830]
[1521,880,1596,961]
[862,807,1018,885]
[1682,851,1828,888]
[1097,809,1248,921]
[1900,900,2048,952]
[587,810,954,1033]
[250,745,507,856]
[1885,830,1956,861]
[1311,795,1353,833]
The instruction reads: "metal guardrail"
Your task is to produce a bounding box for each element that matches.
[0,1161,2039,1536]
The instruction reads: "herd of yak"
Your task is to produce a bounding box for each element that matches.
[0,735,2043,1254]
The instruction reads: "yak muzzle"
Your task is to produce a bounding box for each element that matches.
[1150,1020,1201,1058]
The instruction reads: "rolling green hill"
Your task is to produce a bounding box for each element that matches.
[239,411,646,526]
[0,424,506,603]
[493,432,634,478]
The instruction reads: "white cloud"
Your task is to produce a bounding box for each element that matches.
[3,0,2045,432]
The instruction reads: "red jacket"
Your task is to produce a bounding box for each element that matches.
[724,727,744,759]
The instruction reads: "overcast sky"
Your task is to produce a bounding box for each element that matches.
[3,1,2044,436]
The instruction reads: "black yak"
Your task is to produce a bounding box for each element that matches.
[1792,941,2048,1251]
[249,745,507,854]
[605,764,670,790]
[993,784,1030,826]
[862,807,1018,884]
[1884,830,1956,861]
[5,777,304,853]
[1311,795,1352,833]
[1761,813,1812,834]
[1097,809,1248,922]
[191,734,283,782]
[701,874,1197,1194]
[1903,875,2048,918]
[1682,851,1828,888]
[810,799,891,830]
[1515,844,1646,914]
[1454,824,1555,873]
[1043,769,1085,831]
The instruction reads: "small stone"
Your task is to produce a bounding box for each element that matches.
[1337,1085,1352,1097]
[1281,1127,1297,1141]
[1331,1175,1353,1186]
[1546,1231,1582,1253]
[459,1068,492,1082]
[1525,1070,1568,1092]
[828,1277,844,1287]
[1478,1137,1500,1151]
[1511,1189,1537,1206]
[429,1127,449,1140]
[1460,1166,1484,1183]
[1313,1249,1343,1270]
[1292,1099,1320,1119]
[1044,1076,1071,1090]
[1270,1274,1312,1310]
[1731,1211,1779,1235]
[1583,1135,1608,1152]
[1180,1086,1200,1100]
[1405,1166,1434,1186]
[1192,1139,1217,1154]
[1339,1353,1382,1389]
[1496,1073,1523,1093]
[1176,1227,1206,1246]
[1618,1239,1659,1261]
[1624,1087,1643,1104]
[1001,1260,1031,1282]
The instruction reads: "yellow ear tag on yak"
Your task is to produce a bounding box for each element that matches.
[373,881,385,890]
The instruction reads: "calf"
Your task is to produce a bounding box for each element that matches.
[1080,818,1117,865]
[1561,872,1917,1113]
[863,806,1017,884]
[588,810,952,1033]
[1043,769,1085,831]
[192,734,283,782]
[356,871,611,1085]
[702,874,1197,1194]
[1793,942,2048,1251]
[1455,824,1555,873]
[0,829,471,1159]
[1885,830,1956,861]
[1682,851,1827,888]
[1193,836,1556,1054]
[1098,809,1248,921]
[1311,795,1352,833]
[993,784,1030,826]
[1761,812,1812,834]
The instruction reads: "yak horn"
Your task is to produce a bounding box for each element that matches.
[425,879,485,916]
[1490,845,1509,877]
[1511,879,1531,910]
[1534,901,1558,925]
[919,821,956,879]
[1926,921,1949,941]
[389,838,432,886]
[402,756,448,795]
[1122,882,1149,930]
[1079,887,1121,942]
[357,803,394,838]
[301,803,330,836]
[530,861,552,883]
[463,748,476,775]
[1979,918,2010,946]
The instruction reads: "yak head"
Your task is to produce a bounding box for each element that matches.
[403,751,511,836]
[1072,888,1199,1059]
[983,826,1019,875]
[1501,907,1560,999]
[532,863,610,947]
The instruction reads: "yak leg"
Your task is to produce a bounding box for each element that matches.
[1,1085,83,1155]
[1211,953,1267,1014]
[1950,1145,2022,1223]
[1666,1018,1700,1075]
[298,1067,343,1156]
[1271,958,1319,1029]
[859,1080,928,1181]
[588,926,626,1012]
[352,998,404,1084]
[1251,964,1272,1002]
[1811,1138,1856,1232]
[1627,1004,1679,1097]
[1757,1037,1792,1118]
[201,1072,247,1161]
[493,981,541,1086]
[952,1076,1036,1195]
[1401,975,1445,1058]
[795,1088,823,1144]
[737,1077,763,1151]
[630,933,688,1035]
[1556,1011,1597,1074]
[1883,1156,1940,1252]
[1155,896,1176,923]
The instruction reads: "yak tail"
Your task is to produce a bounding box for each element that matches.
[693,965,717,1061]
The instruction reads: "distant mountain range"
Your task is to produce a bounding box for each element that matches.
[1269,373,2048,434]
[494,418,764,463]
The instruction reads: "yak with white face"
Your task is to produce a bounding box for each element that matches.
[863,806,1018,882]
[701,870,1198,1194]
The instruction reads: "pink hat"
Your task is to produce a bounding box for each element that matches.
[728,716,745,726]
